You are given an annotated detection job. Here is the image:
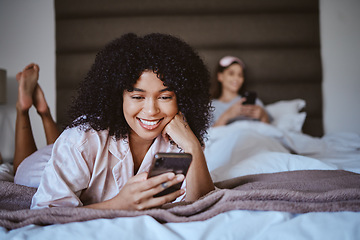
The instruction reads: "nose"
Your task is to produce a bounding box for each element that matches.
[143,98,159,115]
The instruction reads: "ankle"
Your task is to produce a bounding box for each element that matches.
[16,101,31,113]
[37,107,52,118]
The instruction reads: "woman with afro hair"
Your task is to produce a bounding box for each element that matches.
[30,33,215,210]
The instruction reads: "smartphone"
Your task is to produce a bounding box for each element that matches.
[148,152,192,197]
[243,91,257,105]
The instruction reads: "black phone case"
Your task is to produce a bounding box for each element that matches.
[148,152,192,197]
[243,91,257,105]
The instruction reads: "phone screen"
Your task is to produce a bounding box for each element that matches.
[148,152,192,197]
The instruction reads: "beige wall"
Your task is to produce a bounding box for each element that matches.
[320,0,360,134]
[0,0,55,162]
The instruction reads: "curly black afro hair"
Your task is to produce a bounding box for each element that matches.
[68,33,211,145]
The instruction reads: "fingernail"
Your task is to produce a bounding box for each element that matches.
[176,174,185,181]
[167,172,175,179]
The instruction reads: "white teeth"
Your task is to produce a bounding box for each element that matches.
[140,119,159,126]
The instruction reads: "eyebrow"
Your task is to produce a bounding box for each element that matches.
[131,87,171,92]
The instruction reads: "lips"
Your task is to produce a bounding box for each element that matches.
[137,118,162,130]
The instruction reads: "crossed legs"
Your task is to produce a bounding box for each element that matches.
[13,63,60,173]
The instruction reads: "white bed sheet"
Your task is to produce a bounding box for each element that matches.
[1,121,359,239]
[2,210,360,240]
[204,121,359,182]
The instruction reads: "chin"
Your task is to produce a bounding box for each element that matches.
[133,128,163,142]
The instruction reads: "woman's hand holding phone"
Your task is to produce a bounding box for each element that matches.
[243,91,257,105]
[161,112,215,202]
[148,153,192,197]
[103,171,185,211]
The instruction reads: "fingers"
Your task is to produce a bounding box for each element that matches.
[177,111,187,122]
[145,173,185,197]
[154,174,185,194]
[134,188,185,210]
[147,188,185,207]
[145,173,184,199]
[140,174,186,209]
[162,112,190,143]
[161,129,170,142]
[172,111,187,124]
[128,172,148,183]
[130,173,185,210]
[240,105,262,119]
[161,113,180,140]
[144,172,177,191]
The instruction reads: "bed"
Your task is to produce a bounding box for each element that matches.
[0,98,360,239]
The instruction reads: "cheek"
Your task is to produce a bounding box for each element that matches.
[171,105,179,116]
[165,102,178,118]
[123,100,139,118]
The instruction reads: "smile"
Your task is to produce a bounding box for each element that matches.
[137,118,162,130]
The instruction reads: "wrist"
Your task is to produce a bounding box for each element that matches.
[182,140,202,156]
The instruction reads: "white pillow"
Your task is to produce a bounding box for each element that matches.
[265,99,306,132]
[266,99,305,116]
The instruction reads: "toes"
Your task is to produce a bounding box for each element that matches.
[16,72,22,81]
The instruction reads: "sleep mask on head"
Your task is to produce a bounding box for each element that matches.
[219,56,245,68]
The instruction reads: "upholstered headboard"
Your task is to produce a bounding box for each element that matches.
[55,0,323,136]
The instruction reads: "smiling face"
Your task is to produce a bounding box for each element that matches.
[217,63,244,94]
[123,71,178,144]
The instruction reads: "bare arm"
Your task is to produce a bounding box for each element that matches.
[213,99,270,126]
[162,113,215,201]
[213,100,244,127]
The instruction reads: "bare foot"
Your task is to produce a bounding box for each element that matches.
[33,84,50,115]
[17,63,40,111]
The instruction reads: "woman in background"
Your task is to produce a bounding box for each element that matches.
[210,56,271,126]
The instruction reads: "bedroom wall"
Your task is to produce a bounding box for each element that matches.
[320,0,360,135]
[0,0,55,163]
[0,0,359,163]
[54,0,324,137]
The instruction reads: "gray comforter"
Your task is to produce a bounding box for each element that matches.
[1,170,360,230]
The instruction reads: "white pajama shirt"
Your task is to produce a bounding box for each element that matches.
[31,127,182,209]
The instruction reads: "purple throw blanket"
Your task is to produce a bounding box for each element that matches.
[1,170,360,230]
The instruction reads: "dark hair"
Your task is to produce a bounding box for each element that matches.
[210,61,247,99]
[68,33,211,145]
